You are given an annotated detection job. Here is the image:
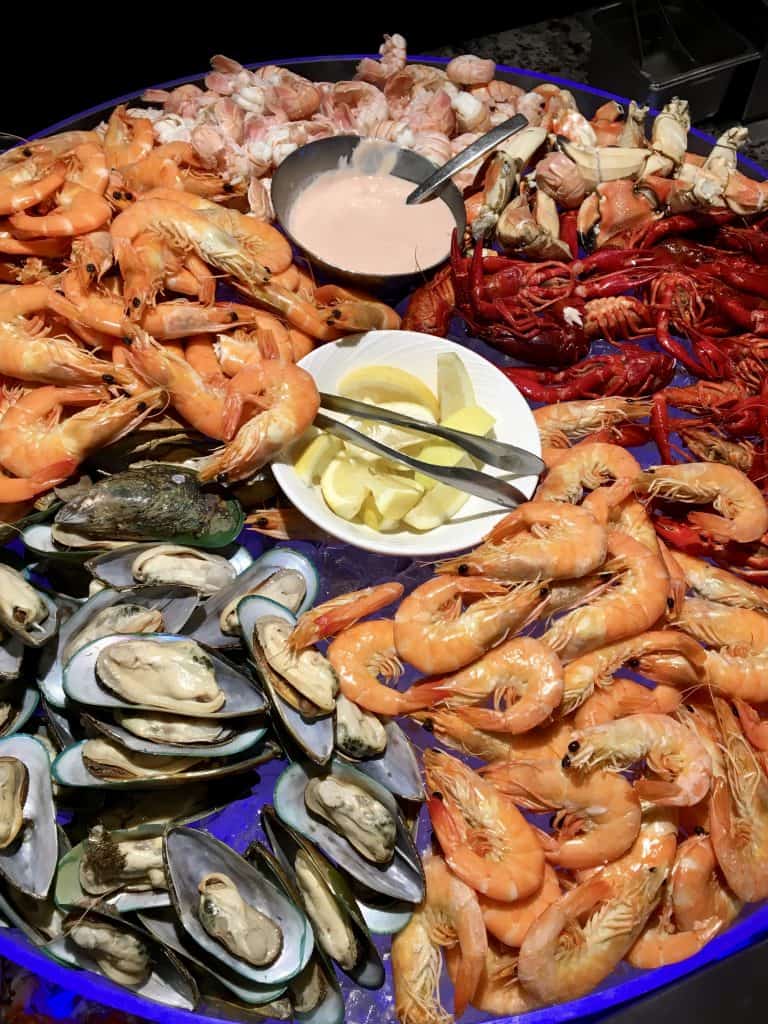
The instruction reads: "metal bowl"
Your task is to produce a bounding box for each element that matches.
[270,134,465,294]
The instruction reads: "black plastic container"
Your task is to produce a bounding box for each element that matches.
[586,0,760,120]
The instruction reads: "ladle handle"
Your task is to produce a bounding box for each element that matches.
[406,113,529,205]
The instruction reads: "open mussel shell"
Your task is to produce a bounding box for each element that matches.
[47,906,199,1010]
[21,522,120,564]
[0,686,39,739]
[137,906,289,1007]
[0,573,58,649]
[63,633,266,717]
[85,543,252,591]
[0,635,23,683]
[56,822,170,914]
[239,597,333,766]
[0,736,57,899]
[51,738,277,790]
[261,807,384,989]
[38,584,200,709]
[349,882,414,935]
[338,721,424,803]
[0,827,70,946]
[274,761,424,904]
[82,713,267,759]
[245,842,345,1024]
[164,825,314,985]
[184,547,320,650]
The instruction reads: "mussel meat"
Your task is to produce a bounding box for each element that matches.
[54,465,242,545]
[198,873,283,967]
[289,957,327,1013]
[82,738,201,780]
[293,850,357,970]
[132,546,235,595]
[63,605,164,663]
[255,617,337,712]
[0,757,27,850]
[70,918,152,986]
[219,569,306,636]
[304,777,396,865]
[80,825,167,896]
[96,638,225,714]
[114,711,230,746]
[334,695,387,760]
[0,565,48,639]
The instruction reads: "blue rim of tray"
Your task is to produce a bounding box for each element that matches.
[0,51,763,1024]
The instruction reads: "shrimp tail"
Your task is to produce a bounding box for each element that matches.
[453,952,481,1019]
[634,779,681,804]
[404,676,452,708]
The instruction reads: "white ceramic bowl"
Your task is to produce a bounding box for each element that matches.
[272,330,541,557]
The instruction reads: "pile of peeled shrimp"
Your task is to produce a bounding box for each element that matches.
[283,444,768,1020]
[135,36,561,210]
[0,110,406,516]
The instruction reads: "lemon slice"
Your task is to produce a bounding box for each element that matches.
[294,432,344,484]
[414,406,496,491]
[368,470,424,520]
[438,353,475,420]
[320,456,372,520]
[338,366,439,420]
[380,401,438,425]
[360,495,401,533]
[441,405,495,436]
[404,482,470,531]
[414,451,473,492]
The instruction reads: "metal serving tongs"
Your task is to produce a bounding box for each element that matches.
[315,394,545,509]
[406,113,529,205]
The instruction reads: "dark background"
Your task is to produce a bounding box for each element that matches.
[6,4,589,135]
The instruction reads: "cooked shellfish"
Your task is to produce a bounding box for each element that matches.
[96,638,225,714]
[132,546,236,595]
[70,918,152,987]
[334,695,387,760]
[304,777,395,865]
[219,569,307,636]
[294,850,357,970]
[198,872,283,967]
[63,605,164,663]
[80,825,167,896]
[0,566,48,633]
[114,711,230,746]
[82,738,201,780]
[0,757,27,850]
[255,617,338,712]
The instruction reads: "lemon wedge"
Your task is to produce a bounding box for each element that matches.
[368,470,425,520]
[360,495,401,533]
[441,405,495,436]
[294,432,344,484]
[320,456,371,520]
[404,481,470,531]
[338,366,439,420]
[414,405,496,491]
[437,353,476,420]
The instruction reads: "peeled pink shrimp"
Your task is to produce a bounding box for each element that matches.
[446,54,496,86]
[320,81,389,134]
[451,92,491,134]
[355,33,407,85]
[406,89,456,136]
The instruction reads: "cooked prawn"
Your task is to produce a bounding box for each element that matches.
[424,748,545,901]
[709,695,768,901]
[394,575,546,675]
[391,910,450,1024]
[0,318,131,387]
[412,709,574,764]
[409,636,564,735]
[421,852,487,1017]
[484,757,641,869]
[634,462,768,544]
[479,865,561,948]
[0,156,68,216]
[676,597,768,653]
[537,443,641,520]
[672,551,768,613]
[542,531,670,661]
[355,33,408,85]
[518,814,673,1003]
[574,679,683,728]
[196,357,319,483]
[565,712,712,806]
[534,398,650,449]
[245,506,329,543]
[9,183,112,237]
[438,502,608,582]
[328,619,427,716]
[289,582,404,650]
[562,630,706,714]
[69,230,114,288]
[446,939,540,1017]
[0,384,164,480]
[735,700,768,751]
[626,885,721,968]
[103,106,155,168]
[671,833,741,932]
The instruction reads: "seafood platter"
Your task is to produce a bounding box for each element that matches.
[5,32,768,1024]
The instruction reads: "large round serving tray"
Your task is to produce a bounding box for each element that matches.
[2,53,767,1024]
